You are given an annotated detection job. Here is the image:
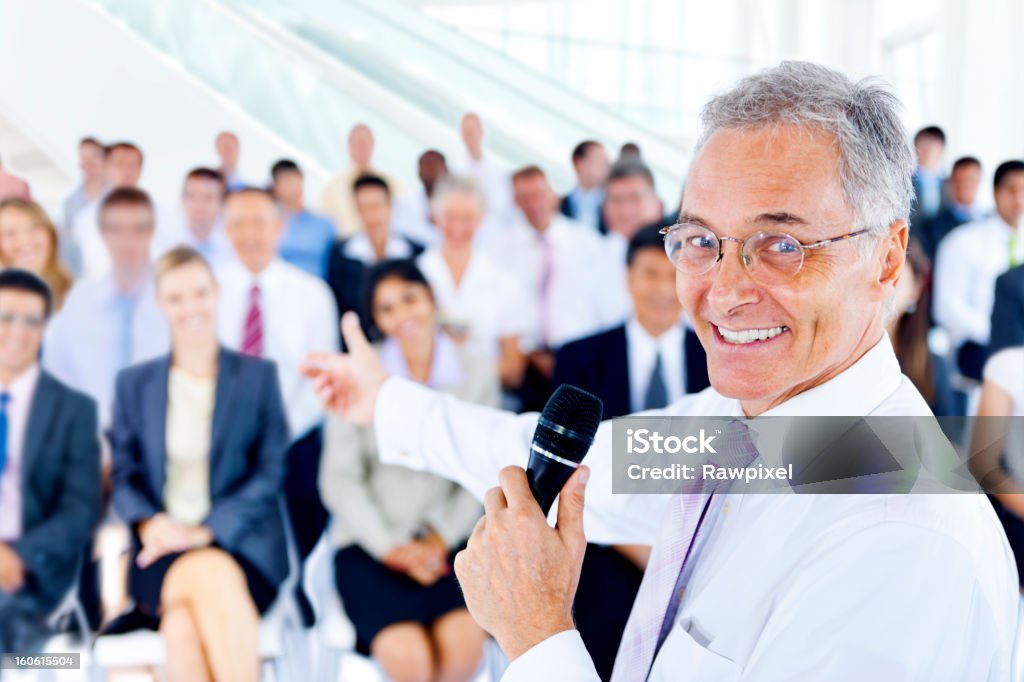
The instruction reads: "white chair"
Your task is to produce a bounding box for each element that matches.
[91,501,308,681]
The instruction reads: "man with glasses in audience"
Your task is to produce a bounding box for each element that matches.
[0,270,100,653]
[306,62,1018,680]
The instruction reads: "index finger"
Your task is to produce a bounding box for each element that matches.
[498,465,539,511]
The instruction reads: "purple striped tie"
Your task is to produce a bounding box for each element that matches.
[241,284,263,357]
[611,421,759,681]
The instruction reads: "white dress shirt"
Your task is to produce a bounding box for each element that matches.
[486,215,618,350]
[417,247,533,359]
[372,334,1019,681]
[342,232,417,264]
[43,275,169,429]
[454,155,517,234]
[934,214,1024,349]
[0,364,40,541]
[626,318,684,413]
[982,347,1024,479]
[217,258,339,440]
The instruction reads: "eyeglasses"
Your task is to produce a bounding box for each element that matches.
[0,310,46,329]
[660,223,871,285]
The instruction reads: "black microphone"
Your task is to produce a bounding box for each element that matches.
[526,385,604,516]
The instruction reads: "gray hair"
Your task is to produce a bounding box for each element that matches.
[430,175,486,218]
[696,61,914,252]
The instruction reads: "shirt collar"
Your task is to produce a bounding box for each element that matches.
[343,233,412,264]
[626,317,683,352]
[379,331,465,389]
[0,363,40,402]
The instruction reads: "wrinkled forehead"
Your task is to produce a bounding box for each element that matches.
[682,125,851,235]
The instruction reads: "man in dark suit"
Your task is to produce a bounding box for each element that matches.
[554,225,710,419]
[918,156,983,261]
[561,140,609,234]
[0,270,100,652]
[326,174,424,343]
[549,226,708,680]
[989,263,1024,355]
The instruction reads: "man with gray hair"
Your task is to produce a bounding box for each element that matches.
[304,62,1018,680]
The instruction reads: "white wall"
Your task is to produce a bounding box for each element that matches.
[0,0,329,209]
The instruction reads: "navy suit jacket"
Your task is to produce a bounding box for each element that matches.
[12,371,100,611]
[552,324,710,420]
[990,264,1024,356]
[109,349,290,588]
[325,236,424,343]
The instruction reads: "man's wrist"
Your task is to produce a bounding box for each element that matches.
[499,617,577,662]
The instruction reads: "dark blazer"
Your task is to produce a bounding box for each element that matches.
[552,324,710,420]
[109,349,290,589]
[325,236,424,343]
[990,264,1024,356]
[11,371,100,611]
[560,192,608,235]
[917,206,970,262]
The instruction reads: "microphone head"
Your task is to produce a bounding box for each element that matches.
[535,384,604,465]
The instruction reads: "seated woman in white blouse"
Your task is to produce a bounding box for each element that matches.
[416,176,533,390]
[319,259,499,682]
[108,247,290,682]
[971,346,1024,585]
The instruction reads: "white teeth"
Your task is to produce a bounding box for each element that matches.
[717,325,788,344]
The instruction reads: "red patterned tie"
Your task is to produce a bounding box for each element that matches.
[241,284,263,357]
[611,420,759,681]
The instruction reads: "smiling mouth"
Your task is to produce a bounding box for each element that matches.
[714,324,790,345]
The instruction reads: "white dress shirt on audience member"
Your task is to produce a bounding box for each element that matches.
[453,113,517,237]
[625,318,684,413]
[934,168,1024,352]
[217,190,339,441]
[488,167,616,350]
[44,276,168,427]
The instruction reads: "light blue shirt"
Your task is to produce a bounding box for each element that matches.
[278,209,336,278]
[568,186,604,232]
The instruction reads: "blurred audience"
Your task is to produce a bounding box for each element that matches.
[618,141,642,162]
[560,140,609,233]
[326,174,424,342]
[175,168,236,271]
[0,270,100,653]
[61,137,106,236]
[911,125,946,228]
[217,188,338,623]
[599,160,665,321]
[887,239,955,415]
[417,176,529,390]
[43,188,169,429]
[935,160,1024,380]
[70,141,148,279]
[108,247,288,681]
[320,260,492,681]
[270,159,335,278]
[393,149,448,246]
[990,263,1024,355]
[214,131,247,192]
[0,199,73,310]
[492,165,612,409]
[970,346,1024,585]
[454,112,515,234]
[554,225,708,419]
[918,156,983,260]
[322,123,401,236]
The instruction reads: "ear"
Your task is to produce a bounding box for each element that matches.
[875,220,908,295]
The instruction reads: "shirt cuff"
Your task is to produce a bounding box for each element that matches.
[374,376,435,471]
[501,630,600,682]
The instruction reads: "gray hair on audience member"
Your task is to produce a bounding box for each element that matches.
[697,61,915,255]
[430,175,486,218]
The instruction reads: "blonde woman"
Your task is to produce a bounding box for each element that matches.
[0,199,73,309]
[108,246,289,682]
